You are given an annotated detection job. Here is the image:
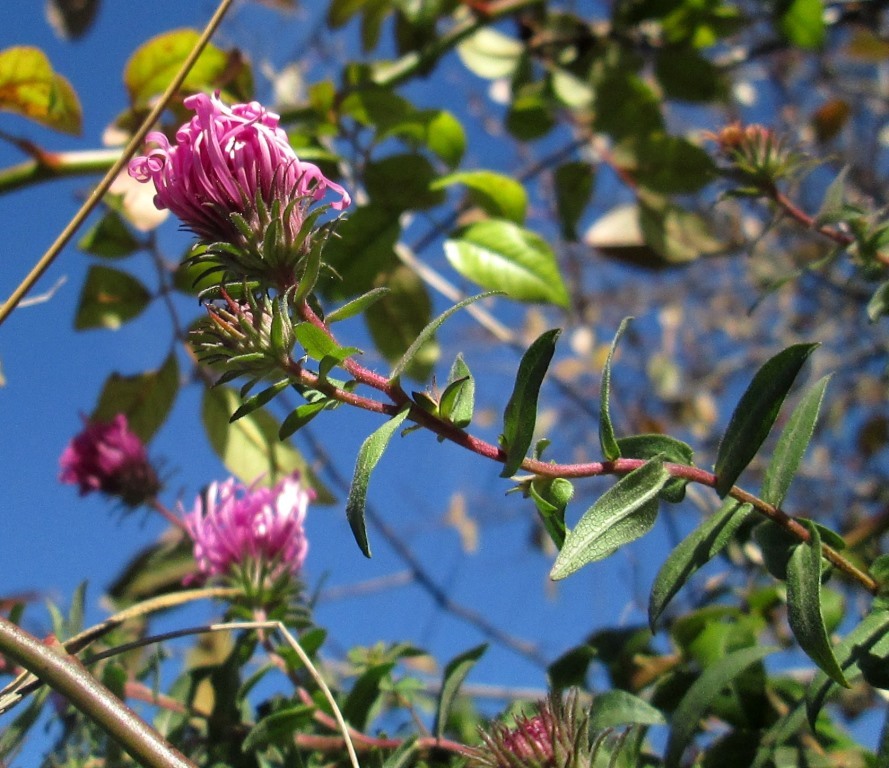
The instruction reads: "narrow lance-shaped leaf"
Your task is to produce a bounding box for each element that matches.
[761,374,831,508]
[588,690,666,730]
[715,343,818,497]
[806,608,889,726]
[346,406,411,556]
[600,318,632,461]
[433,643,487,738]
[550,458,669,579]
[665,645,777,768]
[325,287,390,324]
[390,291,500,381]
[787,520,848,687]
[500,328,560,478]
[230,379,290,423]
[648,499,754,630]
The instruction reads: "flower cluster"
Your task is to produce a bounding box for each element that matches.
[710,122,796,187]
[184,474,310,587]
[59,415,160,507]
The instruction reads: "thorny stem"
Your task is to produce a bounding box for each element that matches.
[284,304,881,596]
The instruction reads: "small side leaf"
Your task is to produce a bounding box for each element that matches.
[433,643,487,738]
[390,292,498,381]
[278,401,328,440]
[761,375,831,508]
[500,329,561,477]
[439,354,475,428]
[649,499,754,629]
[230,379,290,422]
[550,458,669,579]
[74,265,151,330]
[588,690,666,729]
[714,343,818,497]
[787,521,848,687]
[600,319,632,461]
[326,287,391,323]
[346,406,411,556]
[665,645,777,768]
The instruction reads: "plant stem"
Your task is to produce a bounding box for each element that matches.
[0,616,197,768]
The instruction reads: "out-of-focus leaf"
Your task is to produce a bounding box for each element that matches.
[600,319,631,462]
[761,375,831,508]
[665,645,776,768]
[78,210,141,259]
[390,292,495,382]
[366,265,438,382]
[0,688,49,760]
[811,98,851,143]
[45,0,100,40]
[787,521,848,686]
[649,500,753,629]
[434,643,487,738]
[346,406,411,557]
[365,154,445,211]
[124,29,250,107]
[547,645,596,690]
[107,536,196,606]
[343,662,395,730]
[0,46,82,134]
[506,91,555,140]
[456,27,523,79]
[868,281,889,323]
[551,459,669,579]
[202,385,332,501]
[74,265,151,330]
[806,609,889,726]
[380,108,466,168]
[777,0,825,49]
[93,352,179,443]
[432,171,527,224]
[500,329,560,478]
[444,220,569,307]
[594,73,663,139]
[639,201,723,264]
[554,161,595,242]
[655,47,723,102]
[320,206,400,300]
[714,344,818,497]
[625,134,717,194]
[589,690,667,729]
[243,705,314,752]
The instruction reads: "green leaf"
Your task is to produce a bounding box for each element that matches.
[806,609,889,726]
[500,329,560,478]
[600,318,632,461]
[326,287,391,323]
[649,499,753,629]
[787,521,848,687]
[230,379,290,422]
[78,210,140,258]
[93,353,179,443]
[665,645,777,768]
[439,354,475,428]
[777,0,825,49]
[390,292,497,382]
[346,406,411,556]
[761,375,831,508]
[868,281,889,323]
[202,385,332,501]
[714,343,819,497]
[278,401,328,440]
[551,458,669,579]
[433,643,487,738]
[343,662,395,731]
[655,47,723,102]
[0,688,49,759]
[107,537,196,606]
[0,46,81,134]
[594,73,663,139]
[554,161,595,241]
[294,322,341,361]
[588,690,666,729]
[547,645,596,690]
[242,705,314,752]
[444,220,570,307]
[530,477,572,549]
[617,433,694,503]
[432,171,528,224]
[123,30,243,107]
[74,265,151,330]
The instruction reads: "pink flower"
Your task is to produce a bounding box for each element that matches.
[128,92,350,245]
[60,415,160,507]
[184,474,310,581]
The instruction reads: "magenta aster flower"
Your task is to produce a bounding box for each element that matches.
[184,474,310,582]
[60,414,160,507]
[128,92,350,247]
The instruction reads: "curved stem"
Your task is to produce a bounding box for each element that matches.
[0,616,196,768]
